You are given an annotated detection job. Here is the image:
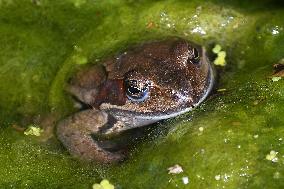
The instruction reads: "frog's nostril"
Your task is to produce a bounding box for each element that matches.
[188,47,201,65]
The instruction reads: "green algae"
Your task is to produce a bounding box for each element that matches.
[0,0,284,188]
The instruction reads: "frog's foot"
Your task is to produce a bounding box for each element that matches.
[66,65,106,105]
[56,109,125,163]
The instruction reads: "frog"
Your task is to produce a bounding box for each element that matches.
[56,38,214,163]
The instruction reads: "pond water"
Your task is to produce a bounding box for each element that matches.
[0,0,283,188]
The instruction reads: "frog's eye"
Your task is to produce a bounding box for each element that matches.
[125,79,149,102]
[188,47,200,65]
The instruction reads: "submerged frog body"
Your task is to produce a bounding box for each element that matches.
[57,38,214,163]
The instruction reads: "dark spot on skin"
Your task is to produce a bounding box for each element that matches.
[93,79,126,107]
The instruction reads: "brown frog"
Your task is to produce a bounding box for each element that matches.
[57,38,214,163]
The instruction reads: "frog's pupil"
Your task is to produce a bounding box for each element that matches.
[128,86,141,95]
[125,79,149,102]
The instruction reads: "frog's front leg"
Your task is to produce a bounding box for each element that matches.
[56,109,125,163]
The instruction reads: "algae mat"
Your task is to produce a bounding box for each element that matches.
[0,0,283,188]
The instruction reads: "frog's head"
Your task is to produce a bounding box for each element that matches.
[95,39,214,127]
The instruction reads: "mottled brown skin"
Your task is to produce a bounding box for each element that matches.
[57,38,214,163]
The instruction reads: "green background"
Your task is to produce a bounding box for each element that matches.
[0,0,283,188]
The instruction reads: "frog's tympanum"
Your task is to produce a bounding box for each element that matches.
[57,38,214,163]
